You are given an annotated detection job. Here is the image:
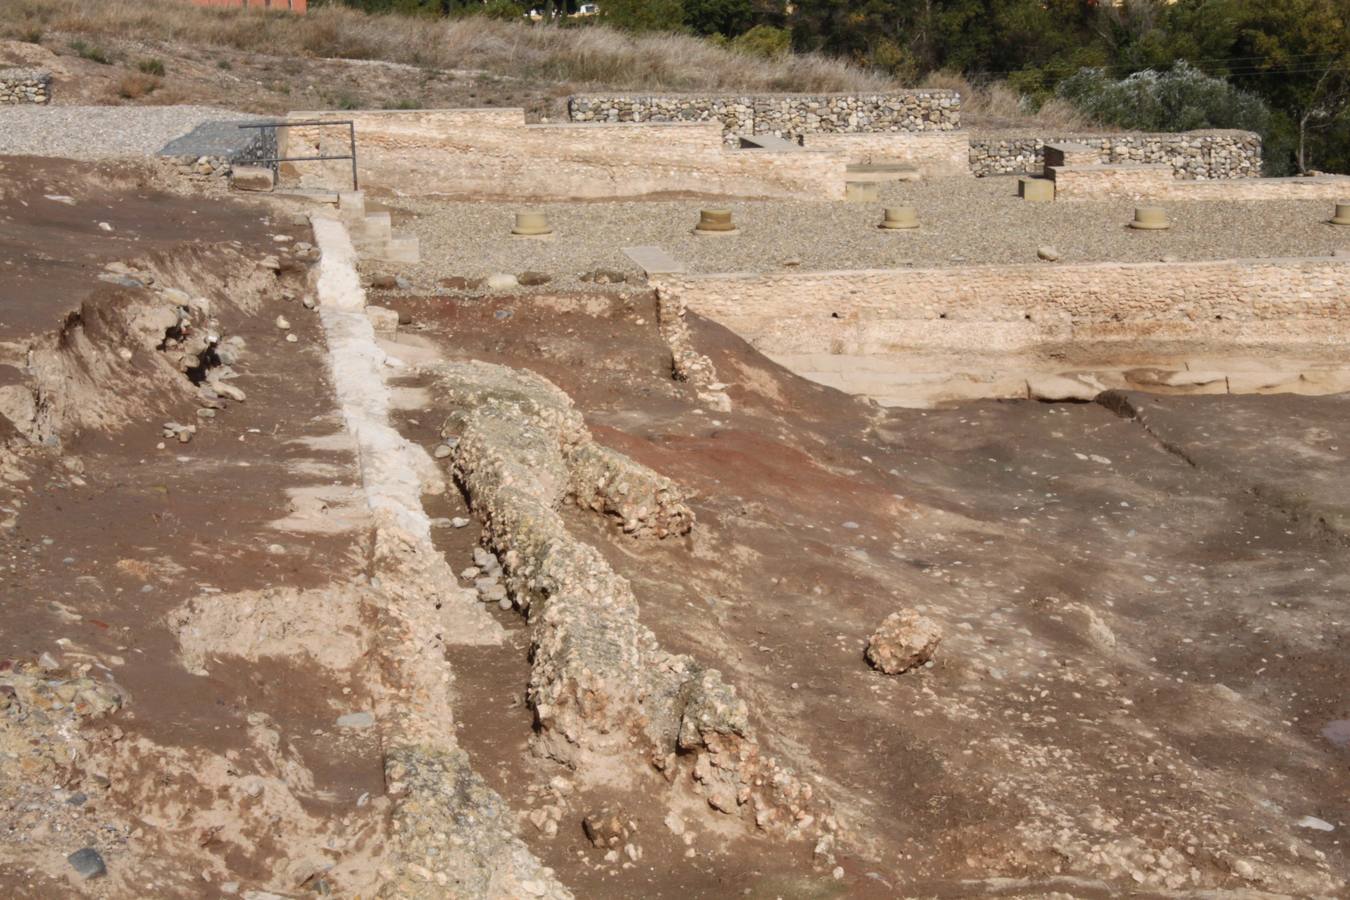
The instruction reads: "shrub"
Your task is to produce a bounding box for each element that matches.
[601,0,684,33]
[1056,61,1271,135]
[115,73,159,99]
[731,24,789,60]
[137,58,166,76]
[478,0,523,21]
[216,59,233,70]
[69,39,112,65]
[20,27,42,44]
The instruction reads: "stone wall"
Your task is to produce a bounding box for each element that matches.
[283,108,850,201]
[0,68,52,105]
[652,257,1350,358]
[804,132,970,177]
[1048,163,1175,201]
[568,91,960,143]
[970,130,1261,180]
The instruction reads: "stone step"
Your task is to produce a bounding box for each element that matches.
[623,246,687,275]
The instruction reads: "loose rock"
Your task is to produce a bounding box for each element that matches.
[866,610,943,675]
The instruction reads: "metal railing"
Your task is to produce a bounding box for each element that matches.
[237,119,357,191]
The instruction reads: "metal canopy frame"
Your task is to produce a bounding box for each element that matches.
[238,119,358,191]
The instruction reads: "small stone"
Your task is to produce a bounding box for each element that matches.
[433,444,454,459]
[497,598,512,611]
[97,222,112,232]
[517,271,552,287]
[485,273,519,291]
[285,333,298,343]
[1037,245,1060,262]
[865,610,943,675]
[337,711,375,729]
[580,268,627,285]
[781,257,802,267]
[67,847,106,879]
[275,316,291,330]
[370,274,398,290]
[196,407,216,419]
[1297,815,1335,832]
[451,516,469,528]
[460,566,481,579]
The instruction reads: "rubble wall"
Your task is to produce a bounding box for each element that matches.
[970,130,1261,179]
[0,68,51,105]
[568,91,961,142]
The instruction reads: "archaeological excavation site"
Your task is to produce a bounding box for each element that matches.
[2,8,1350,899]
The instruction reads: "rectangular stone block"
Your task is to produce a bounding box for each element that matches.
[1018,176,1055,202]
[844,180,880,203]
[229,166,274,192]
[1043,143,1099,170]
[337,191,366,219]
[362,212,393,242]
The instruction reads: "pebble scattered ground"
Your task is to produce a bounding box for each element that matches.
[389,177,1350,290]
[0,105,249,159]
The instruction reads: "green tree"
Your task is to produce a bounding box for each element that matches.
[601,0,686,31]
[685,0,756,37]
[1229,0,1350,172]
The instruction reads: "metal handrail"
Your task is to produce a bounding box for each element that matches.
[237,119,358,191]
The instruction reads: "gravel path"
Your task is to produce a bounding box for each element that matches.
[388,177,1350,290]
[0,105,251,160]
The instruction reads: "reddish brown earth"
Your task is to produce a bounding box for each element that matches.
[1,157,387,896]
[3,153,1349,897]
[375,285,1350,896]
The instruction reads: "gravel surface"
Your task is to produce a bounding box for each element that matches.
[0,105,250,160]
[386,177,1350,291]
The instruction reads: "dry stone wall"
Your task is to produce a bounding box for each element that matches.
[970,130,1261,180]
[0,68,52,105]
[569,91,960,143]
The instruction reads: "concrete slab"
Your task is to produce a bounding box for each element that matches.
[623,246,687,275]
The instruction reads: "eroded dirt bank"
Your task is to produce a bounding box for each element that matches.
[372,283,1350,896]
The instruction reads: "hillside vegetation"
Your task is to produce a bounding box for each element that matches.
[2,0,1088,131]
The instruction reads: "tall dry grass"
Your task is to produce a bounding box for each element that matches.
[3,0,892,94]
[922,70,1096,132]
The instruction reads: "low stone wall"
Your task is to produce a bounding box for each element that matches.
[970,130,1261,180]
[0,68,52,105]
[805,131,970,178]
[1049,163,1175,201]
[568,91,960,142]
[653,257,1350,359]
[283,108,849,201]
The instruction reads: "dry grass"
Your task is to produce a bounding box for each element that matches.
[3,0,891,94]
[922,70,1096,132]
[113,71,159,100]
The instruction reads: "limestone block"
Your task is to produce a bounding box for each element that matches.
[844,180,880,203]
[230,166,275,192]
[1018,176,1054,202]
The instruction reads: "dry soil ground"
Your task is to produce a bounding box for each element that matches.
[2,156,1348,898]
